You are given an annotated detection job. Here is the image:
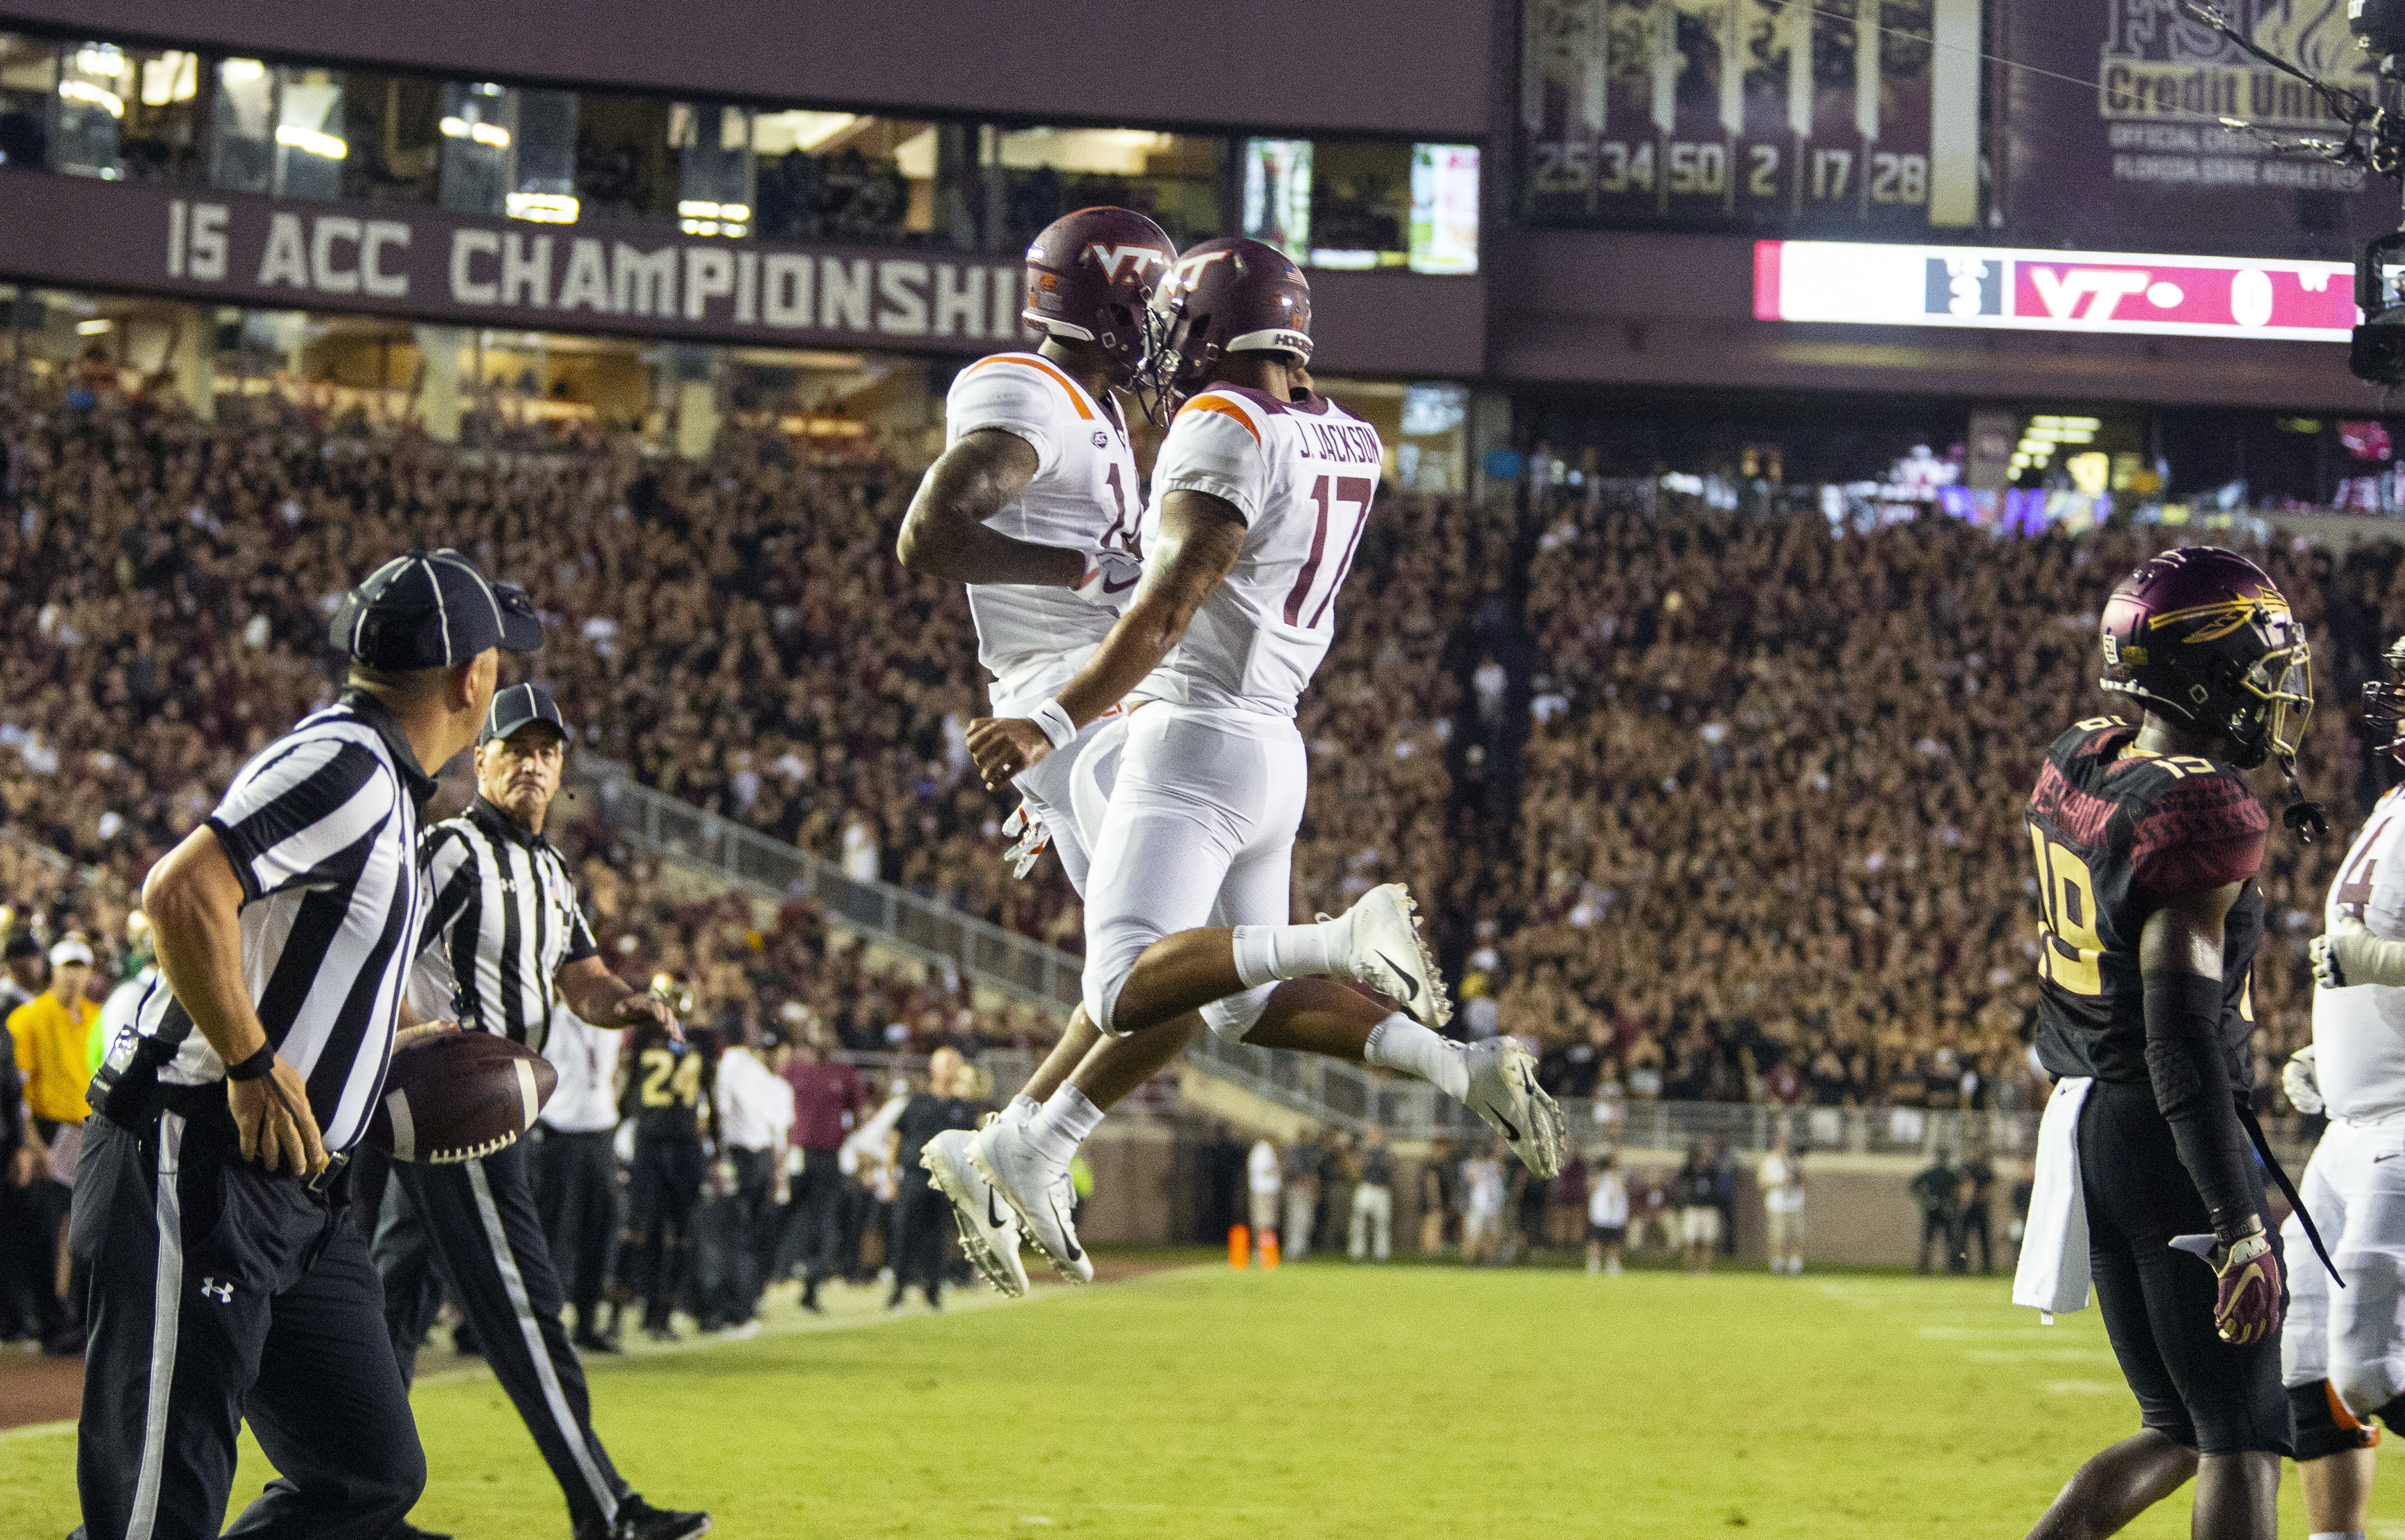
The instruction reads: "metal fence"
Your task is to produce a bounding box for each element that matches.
[577,764,2326,1161]
[581,766,1084,1013]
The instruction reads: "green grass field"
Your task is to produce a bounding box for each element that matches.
[7,1260,2404,1538]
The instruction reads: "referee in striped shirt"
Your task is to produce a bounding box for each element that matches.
[73,549,536,1540]
[374,682,706,1540]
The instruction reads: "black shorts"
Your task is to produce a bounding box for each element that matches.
[2078,1079,2290,1457]
[1586,1223,1624,1245]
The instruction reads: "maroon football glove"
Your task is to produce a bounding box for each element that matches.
[2210,1229,2282,1346]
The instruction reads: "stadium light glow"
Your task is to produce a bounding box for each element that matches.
[58,80,123,118]
[506,192,579,224]
[221,58,266,83]
[275,124,347,160]
[76,318,113,334]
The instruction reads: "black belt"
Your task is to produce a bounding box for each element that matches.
[98,1074,351,1197]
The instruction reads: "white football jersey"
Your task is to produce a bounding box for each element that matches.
[2316,784,2405,1120]
[943,352,1143,717]
[1135,386,1383,716]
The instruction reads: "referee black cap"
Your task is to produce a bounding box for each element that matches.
[331,548,544,672]
[480,682,571,746]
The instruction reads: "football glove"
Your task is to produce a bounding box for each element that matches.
[2282,1044,2324,1117]
[2313,930,2347,990]
[1001,803,1050,880]
[2208,1224,2283,1346]
[1071,549,1144,614]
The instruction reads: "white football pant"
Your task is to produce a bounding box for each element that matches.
[2282,1114,2405,1419]
[1074,704,1307,1040]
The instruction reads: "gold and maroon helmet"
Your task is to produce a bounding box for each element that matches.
[2098,545,2311,773]
[2366,635,2405,764]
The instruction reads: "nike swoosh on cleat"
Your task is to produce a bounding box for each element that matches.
[2377,1153,2402,1164]
[1376,952,1420,999]
[1102,573,1138,593]
[1489,1105,1521,1141]
[1050,1197,1083,1262]
[988,1188,1011,1228]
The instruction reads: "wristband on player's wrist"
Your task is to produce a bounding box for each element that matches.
[225,1043,278,1081]
[1030,698,1078,751]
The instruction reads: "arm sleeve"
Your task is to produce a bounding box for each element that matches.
[562,891,599,966]
[2144,969,2259,1235]
[944,362,1065,479]
[2129,774,2269,899]
[205,736,393,903]
[1158,395,1272,524]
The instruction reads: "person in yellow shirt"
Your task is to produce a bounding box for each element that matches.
[12,936,97,1355]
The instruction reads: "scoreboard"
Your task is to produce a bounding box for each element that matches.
[1755,239,2356,341]
[1520,0,1981,232]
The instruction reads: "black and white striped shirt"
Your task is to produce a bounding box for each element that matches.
[410,798,597,1053]
[124,689,435,1153]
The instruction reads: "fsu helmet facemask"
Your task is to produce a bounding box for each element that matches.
[1139,237,1312,424]
[2366,635,2405,765]
[1020,207,1176,391]
[2099,545,2325,839]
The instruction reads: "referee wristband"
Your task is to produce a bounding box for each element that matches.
[225,1043,278,1081]
[1030,698,1079,751]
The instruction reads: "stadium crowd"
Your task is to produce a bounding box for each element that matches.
[1,370,2395,1135]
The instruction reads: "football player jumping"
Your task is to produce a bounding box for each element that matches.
[894,207,1208,1299]
[962,238,1563,1281]
[2022,547,2319,1540]
[2283,633,2405,1540]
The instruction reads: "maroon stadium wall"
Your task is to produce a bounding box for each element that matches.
[0,0,1492,141]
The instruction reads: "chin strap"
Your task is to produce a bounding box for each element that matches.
[2279,752,2328,845]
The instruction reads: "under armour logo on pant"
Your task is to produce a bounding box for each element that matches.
[199,1278,233,1303]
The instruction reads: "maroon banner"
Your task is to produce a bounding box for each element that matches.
[0,173,1486,378]
[0,174,1029,352]
[1998,0,2399,260]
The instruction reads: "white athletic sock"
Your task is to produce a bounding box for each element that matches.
[2308,1532,2366,1540]
[1231,912,1353,989]
[1028,1085,1105,1168]
[1363,1013,1468,1099]
[1008,1093,1042,1127]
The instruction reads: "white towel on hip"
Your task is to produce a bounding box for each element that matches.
[2011,1075,2095,1318]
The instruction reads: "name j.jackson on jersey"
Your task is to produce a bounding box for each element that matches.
[1296,419,1379,464]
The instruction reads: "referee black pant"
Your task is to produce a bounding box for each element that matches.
[71,1110,423,1540]
[373,1137,630,1535]
[535,1127,618,1335]
[623,1135,704,1330]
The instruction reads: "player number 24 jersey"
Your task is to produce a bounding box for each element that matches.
[1136,385,1383,717]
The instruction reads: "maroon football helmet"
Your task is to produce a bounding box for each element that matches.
[2098,545,2311,772]
[1142,237,1312,419]
[1020,206,1175,388]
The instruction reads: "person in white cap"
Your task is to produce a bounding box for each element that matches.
[10,934,98,1353]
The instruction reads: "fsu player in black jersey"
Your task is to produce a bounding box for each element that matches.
[2024,547,2317,1540]
[617,975,718,1343]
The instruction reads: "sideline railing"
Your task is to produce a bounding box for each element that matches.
[577,766,2319,1159]
[578,763,1083,1013]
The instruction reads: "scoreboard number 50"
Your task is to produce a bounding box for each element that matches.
[2029,827,2104,995]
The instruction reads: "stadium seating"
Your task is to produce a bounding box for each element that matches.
[0,375,2388,1111]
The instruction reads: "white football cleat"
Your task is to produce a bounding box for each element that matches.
[971,1117,1093,1285]
[1338,884,1451,1028]
[920,1126,1028,1299]
[1464,1037,1565,1179]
